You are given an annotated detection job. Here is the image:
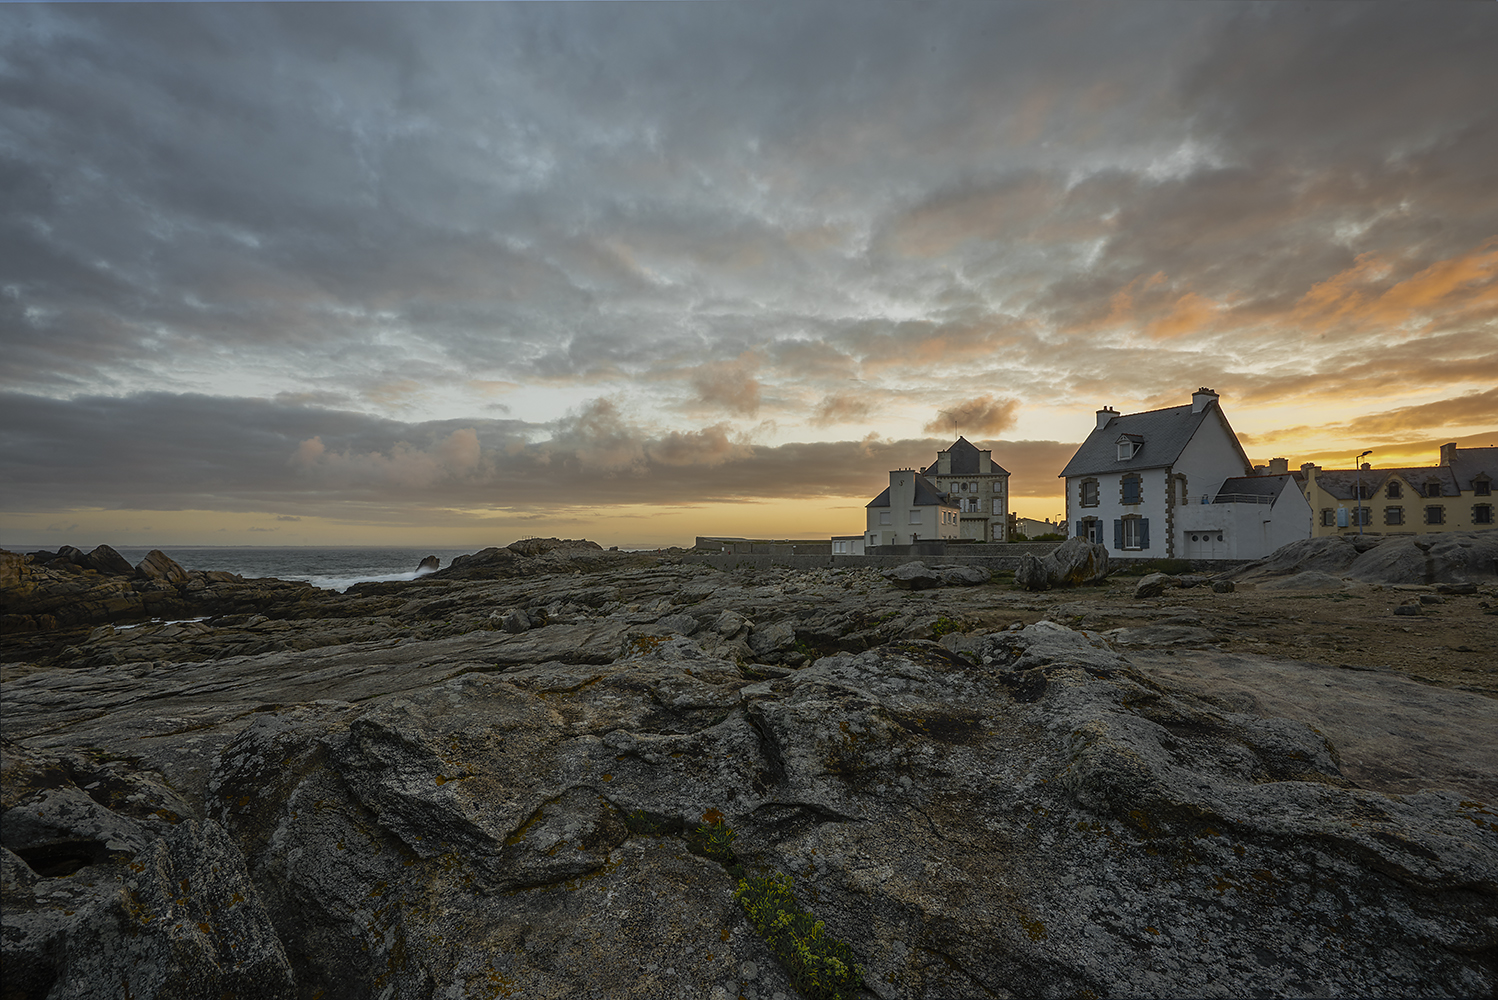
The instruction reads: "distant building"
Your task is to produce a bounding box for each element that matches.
[865,470,961,548]
[920,437,1011,542]
[1303,443,1496,536]
[1059,388,1311,560]
[831,535,866,556]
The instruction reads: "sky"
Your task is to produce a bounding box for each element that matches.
[2,2,1496,549]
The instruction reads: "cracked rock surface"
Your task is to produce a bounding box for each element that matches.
[2,545,1496,999]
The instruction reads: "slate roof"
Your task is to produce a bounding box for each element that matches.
[1058,401,1249,478]
[921,436,1010,477]
[1311,467,1459,501]
[1215,474,1301,503]
[866,473,953,508]
[1448,446,1498,490]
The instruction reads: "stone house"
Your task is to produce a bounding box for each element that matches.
[920,437,1011,542]
[865,470,961,548]
[1303,444,1496,536]
[1058,388,1310,560]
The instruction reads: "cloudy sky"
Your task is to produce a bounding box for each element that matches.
[3,2,1495,548]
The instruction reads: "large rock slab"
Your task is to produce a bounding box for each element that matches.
[1015,537,1109,591]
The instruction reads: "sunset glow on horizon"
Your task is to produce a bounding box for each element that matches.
[3,3,1495,550]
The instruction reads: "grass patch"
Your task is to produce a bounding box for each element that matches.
[735,871,865,1000]
[931,615,964,638]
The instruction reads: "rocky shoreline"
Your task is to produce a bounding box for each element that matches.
[2,536,1496,999]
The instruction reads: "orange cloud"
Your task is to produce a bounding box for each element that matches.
[1292,238,1498,333]
[810,392,875,427]
[923,395,1020,436]
[689,360,762,416]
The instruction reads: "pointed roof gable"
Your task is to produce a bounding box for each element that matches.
[920,436,1010,476]
[1058,400,1250,478]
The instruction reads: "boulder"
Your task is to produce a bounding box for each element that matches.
[938,565,990,586]
[134,549,188,585]
[83,545,134,576]
[415,555,440,573]
[506,537,604,557]
[1015,539,1109,591]
[1134,572,1180,599]
[1347,532,1498,585]
[885,561,942,590]
[747,620,796,657]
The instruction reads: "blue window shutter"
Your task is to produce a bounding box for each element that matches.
[1076,521,1085,538]
[1140,518,1150,550]
[1113,519,1123,549]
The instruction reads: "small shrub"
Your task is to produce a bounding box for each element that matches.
[623,809,664,836]
[1033,532,1067,541]
[735,872,864,1000]
[687,819,738,868]
[931,615,963,638]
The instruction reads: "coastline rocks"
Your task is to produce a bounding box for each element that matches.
[507,537,604,557]
[84,545,135,577]
[415,555,440,573]
[1015,537,1110,591]
[1134,571,1181,599]
[1235,532,1498,587]
[885,561,942,590]
[134,549,189,584]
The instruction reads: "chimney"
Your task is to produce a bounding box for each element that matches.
[1439,443,1457,466]
[978,449,992,474]
[1269,457,1288,475]
[1191,387,1219,414]
[937,451,951,476]
[1300,463,1319,474]
[1096,406,1117,430]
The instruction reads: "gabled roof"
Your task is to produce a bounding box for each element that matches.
[921,436,1010,477]
[1312,467,1459,501]
[1058,401,1250,478]
[1448,446,1498,490]
[866,473,954,508]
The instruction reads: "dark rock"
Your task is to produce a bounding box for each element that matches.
[416,555,440,573]
[885,561,942,590]
[1134,572,1180,599]
[1393,604,1422,616]
[134,550,188,585]
[1417,593,1444,605]
[1211,580,1235,593]
[1015,538,1109,591]
[1434,582,1478,595]
[937,565,990,586]
[82,545,134,576]
[506,537,604,557]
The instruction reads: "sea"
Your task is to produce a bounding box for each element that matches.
[95,547,480,593]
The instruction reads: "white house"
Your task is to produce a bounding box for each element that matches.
[865,470,961,547]
[1058,388,1310,560]
[920,437,1011,542]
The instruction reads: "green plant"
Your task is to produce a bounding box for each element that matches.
[931,615,963,638]
[687,819,739,870]
[792,640,822,664]
[1033,532,1067,541]
[623,809,664,836]
[734,872,864,1000]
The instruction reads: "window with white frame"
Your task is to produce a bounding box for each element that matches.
[1080,478,1099,507]
[992,499,1003,515]
[879,511,891,525]
[1122,516,1144,549]
[909,510,922,524]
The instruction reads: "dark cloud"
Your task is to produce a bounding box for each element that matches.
[924,396,1020,437]
[0,392,1072,513]
[3,4,1494,532]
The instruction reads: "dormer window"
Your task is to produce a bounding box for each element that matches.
[1386,481,1402,499]
[1425,481,1443,498]
[1116,434,1142,461]
[1476,477,1492,497]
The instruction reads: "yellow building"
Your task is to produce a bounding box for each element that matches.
[1303,443,1496,537]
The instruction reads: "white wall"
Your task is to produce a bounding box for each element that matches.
[1174,413,1251,503]
[1176,485,1311,560]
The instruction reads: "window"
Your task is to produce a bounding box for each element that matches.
[833,540,847,554]
[1425,505,1445,525]
[1476,479,1492,497]
[1079,518,1103,543]
[1116,436,1139,461]
[1386,481,1402,499]
[1121,474,1142,505]
[993,481,1003,492]
[909,510,923,524]
[992,499,1004,515]
[868,534,877,546]
[1353,483,1375,500]
[1354,506,1371,526]
[1384,506,1404,526]
[1321,509,1336,527]
[1425,482,1443,498]
[1119,516,1148,550]
[879,511,891,525]
[1475,505,1494,525]
[1080,479,1100,507]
